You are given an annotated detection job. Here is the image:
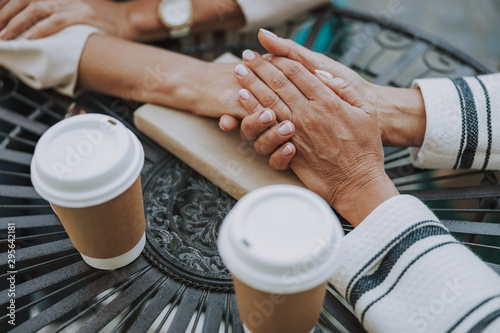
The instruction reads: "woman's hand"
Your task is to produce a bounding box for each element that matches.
[234,47,399,226]
[221,30,426,148]
[0,0,165,41]
[191,62,250,119]
[78,34,249,120]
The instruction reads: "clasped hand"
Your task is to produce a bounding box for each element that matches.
[233,30,400,225]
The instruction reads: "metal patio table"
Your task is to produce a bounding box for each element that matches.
[0,5,499,333]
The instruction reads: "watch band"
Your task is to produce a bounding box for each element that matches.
[169,25,191,38]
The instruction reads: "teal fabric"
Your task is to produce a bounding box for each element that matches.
[291,0,349,52]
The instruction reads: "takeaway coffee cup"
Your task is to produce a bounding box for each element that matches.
[218,185,344,333]
[31,114,146,270]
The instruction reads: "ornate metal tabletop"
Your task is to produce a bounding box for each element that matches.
[0,5,499,333]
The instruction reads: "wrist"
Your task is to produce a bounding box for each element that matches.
[332,172,399,227]
[190,0,245,33]
[123,0,169,41]
[371,84,426,147]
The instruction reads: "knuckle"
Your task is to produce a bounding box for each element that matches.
[286,62,305,78]
[253,142,267,156]
[262,93,280,109]
[270,155,288,170]
[51,14,67,27]
[270,73,288,91]
[240,122,254,141]
[244,74,257,87]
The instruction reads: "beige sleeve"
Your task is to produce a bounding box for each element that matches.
[236,0,331,31]
[0,25,101,97]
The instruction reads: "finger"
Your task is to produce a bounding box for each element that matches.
[25,12,70,39]
[0,3,50,40]
[234,62,293,122]
[238,88,264,115]
[242,49,306,113]
[315,71,367,110]
[219,115,240,131]
[268,56,334,101]
[258,29,355,81]
[0,0,28,34]
[269,142,296,170]
[0,0,9,10]
[253,120,294,156]
[240,109,276,142]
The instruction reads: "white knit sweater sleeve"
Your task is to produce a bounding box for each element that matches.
[236,0,331,30]
[0,25,100,97]
[409,73,500,170]
[330,195,500,333]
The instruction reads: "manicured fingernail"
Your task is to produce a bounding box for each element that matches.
[239,89,250,100]
[331,77,346,86]
[242,50,255,61]
[259,28,278,39]
[282,144,293,156]
[315,69,333,80]
[259,110,273,124]
[235,64,248,76]
[279,122,293,136]
[219,122,226,131]
[263,54,273,61]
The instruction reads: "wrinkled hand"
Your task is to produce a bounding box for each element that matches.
[0,0,163,41]
[235,45,399,225]
[221,30,426,148]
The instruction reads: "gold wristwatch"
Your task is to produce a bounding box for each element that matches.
[157,0,194,38]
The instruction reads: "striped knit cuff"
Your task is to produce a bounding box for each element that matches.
[329,195,500,333]
[329,195,442,298]
[410,74,500,170]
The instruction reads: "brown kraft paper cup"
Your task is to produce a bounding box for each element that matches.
[52,176,145,259]
[233,276,327,333]
[218,186,344,333]
[31,114,146,270]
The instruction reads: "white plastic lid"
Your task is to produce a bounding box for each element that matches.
[218,185,344,294]
[31,114,144,208]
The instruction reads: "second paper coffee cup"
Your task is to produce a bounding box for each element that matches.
[31,114,146,270]
[218,185,344,333]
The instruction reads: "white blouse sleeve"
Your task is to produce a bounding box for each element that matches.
[236,0,331,31]
[409,73,500,170]
[0,25,101,97]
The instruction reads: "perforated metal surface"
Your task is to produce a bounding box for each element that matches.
[0,5,498,332]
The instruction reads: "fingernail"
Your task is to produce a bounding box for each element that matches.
[259,110,273,124]
[219,122,226,131]
[331,77,346,86]
[263,54,273,61]
[235,64,248,76]
[279,122,293,136]
[239,89,250,100]
[315,69,333,80]
[282,144,293,156]
[259,28,278,39]
[242,49,255,61]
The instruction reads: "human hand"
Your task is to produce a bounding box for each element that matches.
[221,30,426,148]
[0,0,164,41]
[235,49,399,225]
[190,62,251,120]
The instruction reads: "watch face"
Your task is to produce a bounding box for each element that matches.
[160,0,191,27]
